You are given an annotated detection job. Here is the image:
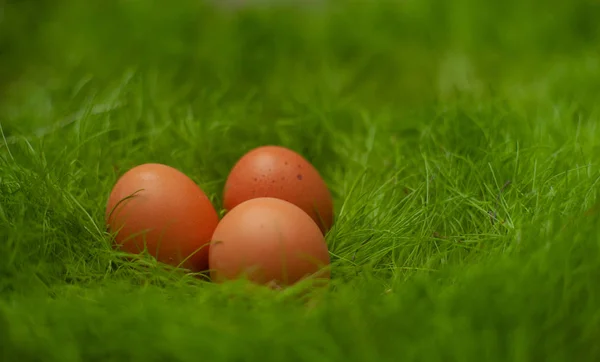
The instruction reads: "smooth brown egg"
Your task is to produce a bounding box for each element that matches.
[105,163,219,272]
[209,197,331,286]
[223,145,334,234]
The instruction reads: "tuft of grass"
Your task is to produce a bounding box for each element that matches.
[1,0,600,360]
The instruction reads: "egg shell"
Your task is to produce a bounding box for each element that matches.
[223,145,334,234]
[209,197,331,286]
[106,163,219,272]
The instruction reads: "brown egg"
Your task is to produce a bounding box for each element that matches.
[209,197,331,286]
[105,163,219,272]
[223,145,334,234]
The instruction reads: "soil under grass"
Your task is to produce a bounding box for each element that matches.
[1,0,600,361]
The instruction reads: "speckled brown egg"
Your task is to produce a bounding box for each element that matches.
[223,145,334,234]
[105,163,219,272]
[209,197,331,286]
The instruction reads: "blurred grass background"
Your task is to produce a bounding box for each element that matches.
[2,0,600,361]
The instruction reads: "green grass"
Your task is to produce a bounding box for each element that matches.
[2,0,600,360]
